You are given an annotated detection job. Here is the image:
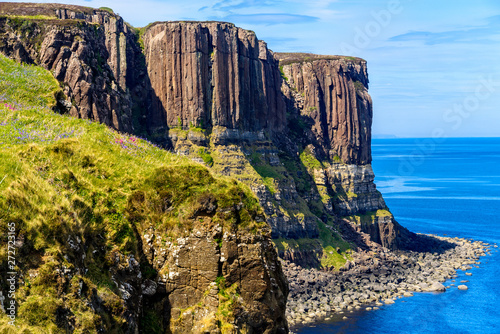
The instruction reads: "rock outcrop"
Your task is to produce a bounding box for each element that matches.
[277,53,372,165]
[275,53,414,251]
[326,164,385,216]
[137,223,288,334]
[142,21,286,142]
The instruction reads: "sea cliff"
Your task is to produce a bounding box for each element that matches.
[0,2,462,333]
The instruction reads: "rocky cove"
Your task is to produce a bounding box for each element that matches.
[285,235,495,331]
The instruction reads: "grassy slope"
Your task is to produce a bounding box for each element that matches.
[0,54,263,333]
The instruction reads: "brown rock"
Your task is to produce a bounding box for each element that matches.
[142,224,289,334]
[277,53,372,165]
[142,21,286,139]
[0,6,140,132]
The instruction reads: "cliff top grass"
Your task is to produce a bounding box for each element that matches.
[0,2,95,17]
[0,54,265,332]
[275,52,365,66]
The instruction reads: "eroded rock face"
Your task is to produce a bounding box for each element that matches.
[137,223,289,334]
[142,22,286,139]
[0,8,143,132]
[278,55,372,165]
[274,54,415,251]
[0,2,418,303]
[208,141,321,240]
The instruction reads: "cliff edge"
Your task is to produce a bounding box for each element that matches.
[143,21,286,142]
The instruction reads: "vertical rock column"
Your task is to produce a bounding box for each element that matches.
[281,57,372,165]
[142,22,286,138]
[101,15,128,91]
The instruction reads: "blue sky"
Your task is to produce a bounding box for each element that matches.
[9,0,500,137]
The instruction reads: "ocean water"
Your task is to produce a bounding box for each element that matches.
[297,138,500,334]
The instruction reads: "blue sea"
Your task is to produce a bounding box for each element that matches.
[297,138,500,334]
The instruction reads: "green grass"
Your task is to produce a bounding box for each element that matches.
[333,154,342,163]
[252,161,281,179]
[276,52,365,66]
[317,221,352,268]
[247,148,283,195]
[279,153,313,195]
[98,7,114,14]
[279,65,288,81]
[274,237,320,253]
[0,55,61,108]
[215,276,238,333]
[375,209,392,217]
[0,54,266,332]
[189,124,206,133]
[353,80,365,93]
[332,185,359,201]
[299,149,323,170]
[252,163,281,194]
[317,185,333,205]
[197,147,214,167]
[2,14,55,20]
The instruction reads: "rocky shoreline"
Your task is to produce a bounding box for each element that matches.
[283,234,496,331]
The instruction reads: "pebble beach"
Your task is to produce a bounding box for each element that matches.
[283,235,496,331]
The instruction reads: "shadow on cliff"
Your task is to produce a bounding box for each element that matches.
[241,107,373,268]
[399,231,458,254]
[334,216,458,255]
[126,32,173,149]
[335,218,373,251]
[130,222,172,334]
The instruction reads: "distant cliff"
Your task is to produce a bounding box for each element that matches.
[277,53,372,165]
[276,53,413,250]
[0,2,419,333]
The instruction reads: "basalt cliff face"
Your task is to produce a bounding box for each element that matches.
[278,53,371,165]
[142,22,286,142]
[136,23,410,251]
[0,3,148,133]
[0,2,417,333]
